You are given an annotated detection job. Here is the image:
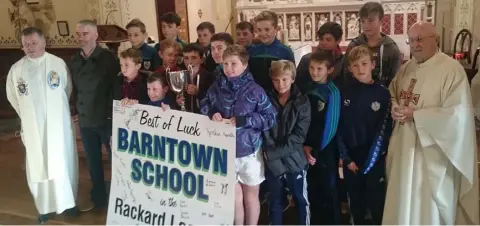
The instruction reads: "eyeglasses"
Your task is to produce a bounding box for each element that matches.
[406,35,436,44]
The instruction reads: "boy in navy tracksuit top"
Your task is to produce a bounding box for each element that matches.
[126,19,161,71]
[337,46,393,225]
[200,44,276,225]
[263,60,311,225]
[248,10,295,90]
[303,50,341,225]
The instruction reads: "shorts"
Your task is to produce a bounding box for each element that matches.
[235,150,265,186]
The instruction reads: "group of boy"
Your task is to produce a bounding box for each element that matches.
[114,1,402,225]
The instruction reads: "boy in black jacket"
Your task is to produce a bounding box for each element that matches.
[337,45,392,225]
[263,60,311,225]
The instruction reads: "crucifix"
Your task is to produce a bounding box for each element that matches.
[399,78,420,124]
[400,79,420,106]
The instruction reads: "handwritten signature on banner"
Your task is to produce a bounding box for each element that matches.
[108,102,235,225]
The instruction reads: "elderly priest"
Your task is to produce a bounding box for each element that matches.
[6,27,78,224]
[383,21,479,225]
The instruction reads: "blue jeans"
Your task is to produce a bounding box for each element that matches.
[265,169,310,225]
[79,122,112,206]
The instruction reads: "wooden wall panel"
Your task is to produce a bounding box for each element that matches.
[155,0,176,41]
[155,0,189,42]
[175,0,189,42]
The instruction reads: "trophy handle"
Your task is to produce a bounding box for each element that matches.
[187,64,193,74]
[187,64,194,82]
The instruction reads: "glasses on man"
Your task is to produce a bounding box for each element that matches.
[406,35,436,45]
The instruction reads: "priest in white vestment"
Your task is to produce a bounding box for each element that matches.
[5,27,78,224]
[383,22,479,225]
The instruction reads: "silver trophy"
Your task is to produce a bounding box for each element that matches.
[166,65,193,111]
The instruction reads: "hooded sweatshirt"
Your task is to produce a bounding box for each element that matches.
[339,33,402,88]
[200,70,277,158]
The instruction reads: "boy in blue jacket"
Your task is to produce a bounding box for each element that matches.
[263,60,311,225]
[248,10,295,90]
[201,44,276,225]
[337,45,392,225]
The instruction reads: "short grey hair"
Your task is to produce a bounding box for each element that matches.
[21,27,44,38]
[77,19,97,29]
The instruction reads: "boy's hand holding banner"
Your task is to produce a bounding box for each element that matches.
[107,101,236,225]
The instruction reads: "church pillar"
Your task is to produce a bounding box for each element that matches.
[452,0,475,54]
[231,0,238,37]
[435,0,454,53]
[185,0,233,42]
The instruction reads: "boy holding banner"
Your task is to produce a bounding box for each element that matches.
[146,72,174,110]
[114,48,150,106]
[262,60,311,225]
[200,44,276,225]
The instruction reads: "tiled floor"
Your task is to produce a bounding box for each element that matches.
[0,128,478,224]
[0,136,295,224]
[0,137,108,225]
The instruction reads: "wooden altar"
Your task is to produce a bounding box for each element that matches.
[236,0,436,61]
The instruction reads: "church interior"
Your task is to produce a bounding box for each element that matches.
[0,0,479,224]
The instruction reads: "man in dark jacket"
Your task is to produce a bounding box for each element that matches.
[263,60,311,225]
[70,19,120,210]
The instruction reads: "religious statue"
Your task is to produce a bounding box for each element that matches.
[8,0,56,42]
[317,14,328,30]
[347,13,359,39]
[277,16,284,40]
[305,15,312,41]
[288,15,299,40]
[334,14,342,27]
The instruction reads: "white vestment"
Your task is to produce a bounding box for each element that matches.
[383,52,479,225]
[6,52,78,214]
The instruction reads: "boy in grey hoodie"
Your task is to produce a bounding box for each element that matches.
[339,1,402,87]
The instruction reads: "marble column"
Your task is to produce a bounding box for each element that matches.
[452,0,474,54]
